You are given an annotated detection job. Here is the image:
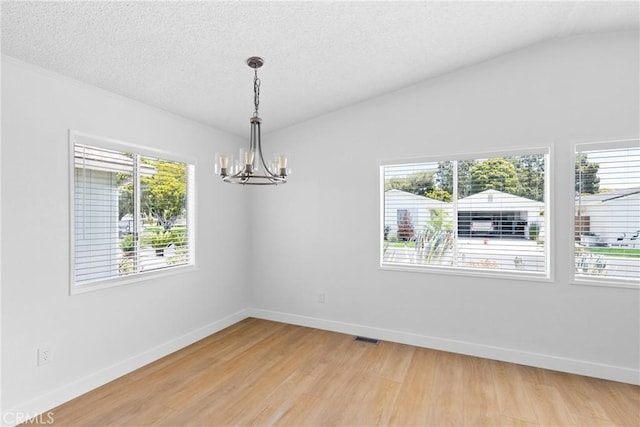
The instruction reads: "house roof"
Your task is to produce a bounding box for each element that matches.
[384,189,448,205]
[386,188,544,211]
[578,187,640,206]
[458,189,544,211]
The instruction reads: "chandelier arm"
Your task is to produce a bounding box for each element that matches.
[256,130,278,178]
[250,121,257,154]
[222,173,285,185]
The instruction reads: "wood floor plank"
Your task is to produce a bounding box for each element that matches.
[600,379,640,426]
[424,351,466,426]
[489,359,539,424]
[386,347,439,426]
[247,371,319,426]
[497,414,540,426]
[355,376,401,426]
[45,376,138,426]
[272,392,326,426]
[126,318,258,384]
[528,382,581,426]
[552,371,616,422]
[157,324,306,416]
[463,355,502,426]
[31,318,639,427]
[207,326,325,424]
[371,341,416,383]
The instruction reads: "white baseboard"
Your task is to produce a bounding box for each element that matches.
[2,309,249,427]
[248,308,640,386]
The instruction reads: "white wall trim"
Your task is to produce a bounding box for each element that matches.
[2,309,249,427]
[249,308,640,386]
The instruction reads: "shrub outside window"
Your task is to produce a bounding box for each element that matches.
[381,148,549,279]
[71,131,195,292]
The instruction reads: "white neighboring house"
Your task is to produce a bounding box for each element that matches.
[74,144,156,282]
[576,188,640,247]
[385,188,545,240]
[457,189,544,239]
[384,189,448,239]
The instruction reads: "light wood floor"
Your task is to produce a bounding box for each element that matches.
[39,318,639,426]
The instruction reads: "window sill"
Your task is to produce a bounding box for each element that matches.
[379,262,553,283]
[571,277,639,290]
[70,264,198,295]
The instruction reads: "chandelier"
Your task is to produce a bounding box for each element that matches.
[215,57,290,185]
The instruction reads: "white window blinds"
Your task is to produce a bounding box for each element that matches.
[574,140,640,284]
[72,134,194,288]
[382,150,549,278]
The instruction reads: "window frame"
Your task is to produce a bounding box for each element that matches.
[379,147,552,282]
[571,139,640,289]
[69,130,196,294]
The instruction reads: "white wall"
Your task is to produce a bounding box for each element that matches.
[249,31,640,383]
[1,56,250,418]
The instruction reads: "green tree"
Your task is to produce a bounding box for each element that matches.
[469,158,519,195]
[435,160,476,199]
[508,154,545,202]
[435,161,453,193]
[425,187,452,202]
[116,165,134,220]
[575,154,600,194]
[141,160,187,230]
[385,170,435,196]
[118,184,134,221]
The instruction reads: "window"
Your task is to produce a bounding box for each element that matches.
[574,140,640,286]
[381,148,549,278]
[71,131,195,291]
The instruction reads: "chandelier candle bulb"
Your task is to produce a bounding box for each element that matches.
[215,153,231,176]
[244,150,254,166]
[239,148,255,173]
[278,154,288,176]
[219,154,229,176]
[278,155,287,169]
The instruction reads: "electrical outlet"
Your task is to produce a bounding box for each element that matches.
[317,292,326,304]
[37,348,51,366]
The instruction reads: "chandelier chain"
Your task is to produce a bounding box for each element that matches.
[253,69,260,117]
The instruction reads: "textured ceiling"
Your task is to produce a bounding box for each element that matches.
[1,1,638,137]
